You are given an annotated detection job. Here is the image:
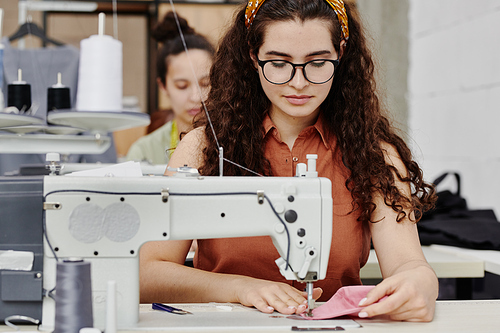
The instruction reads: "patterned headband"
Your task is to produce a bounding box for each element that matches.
[244,0,349,40]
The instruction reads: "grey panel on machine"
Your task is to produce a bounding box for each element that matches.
[1,271,42,301]
[0,176,44,321]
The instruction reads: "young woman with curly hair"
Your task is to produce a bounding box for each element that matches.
[140,0,438,322]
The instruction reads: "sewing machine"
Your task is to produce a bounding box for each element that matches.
[38,157,333,329]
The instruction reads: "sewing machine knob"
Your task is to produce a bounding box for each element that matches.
[296,239,306,249]
[274,203,285,214]
[298,247,317,279]
[295,163,307,177]
[284,210,297,223]
[286,185,297,195]
[274,223,285,234]
[45,153,61,175]
[297,228,306,237]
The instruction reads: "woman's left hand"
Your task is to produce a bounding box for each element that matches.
[357,265,438,322]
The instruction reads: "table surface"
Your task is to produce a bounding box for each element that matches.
[2,246,496,333]
[360,245,485,279]
[2,300,499,333]
[428,244,500,276]
[188,245,486,280]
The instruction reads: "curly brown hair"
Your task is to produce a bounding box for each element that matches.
[194,0,435,223]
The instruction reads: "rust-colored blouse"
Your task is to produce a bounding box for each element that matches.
[194,114,371,301]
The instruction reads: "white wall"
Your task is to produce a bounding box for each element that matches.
[408,0,500,216]
[357,0,409,137]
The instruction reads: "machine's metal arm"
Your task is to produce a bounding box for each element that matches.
[41,171,332,329]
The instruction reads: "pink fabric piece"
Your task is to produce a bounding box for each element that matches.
[302,285,375,320]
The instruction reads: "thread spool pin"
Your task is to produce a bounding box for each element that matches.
[17,68,24,83]
[98,13,105,36]
[106,280,117,333]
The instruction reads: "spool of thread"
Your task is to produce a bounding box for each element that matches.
[0,9,5,109]
[76,13,122,112]
[53,258,94,333]
[8,69,31,113]
[48,73,71,111]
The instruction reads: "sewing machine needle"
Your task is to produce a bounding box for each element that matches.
[306,282,315,317]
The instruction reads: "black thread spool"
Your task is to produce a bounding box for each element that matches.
[48,72,71,112]
[8,69,31,113]
[54,258,94,333]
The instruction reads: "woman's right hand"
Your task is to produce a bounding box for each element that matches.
[232,276,323,314]
[140,239,322,313]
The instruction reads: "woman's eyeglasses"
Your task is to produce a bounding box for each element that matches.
[257,58,339,85]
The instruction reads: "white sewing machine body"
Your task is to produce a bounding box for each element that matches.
[41,173,333,329]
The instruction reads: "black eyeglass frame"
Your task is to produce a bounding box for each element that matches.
[256,58,340,85]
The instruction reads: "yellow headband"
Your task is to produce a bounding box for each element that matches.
[244,0,349,40]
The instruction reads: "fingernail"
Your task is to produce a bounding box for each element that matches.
[267,306,275,312]
[358,311,368,318]
[302,300,308,304]
[298,304,307,310]
[288,305,297,310]
[358,297,367,306]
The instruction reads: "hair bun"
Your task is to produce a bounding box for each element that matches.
[152,11,195,43]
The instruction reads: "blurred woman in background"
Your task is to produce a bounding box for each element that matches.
[126,11,215,164]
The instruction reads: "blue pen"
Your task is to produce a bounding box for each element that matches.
[152,302,193,315]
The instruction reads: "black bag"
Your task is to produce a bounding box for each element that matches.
[422,172,466,218]
[418,172,500,250]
